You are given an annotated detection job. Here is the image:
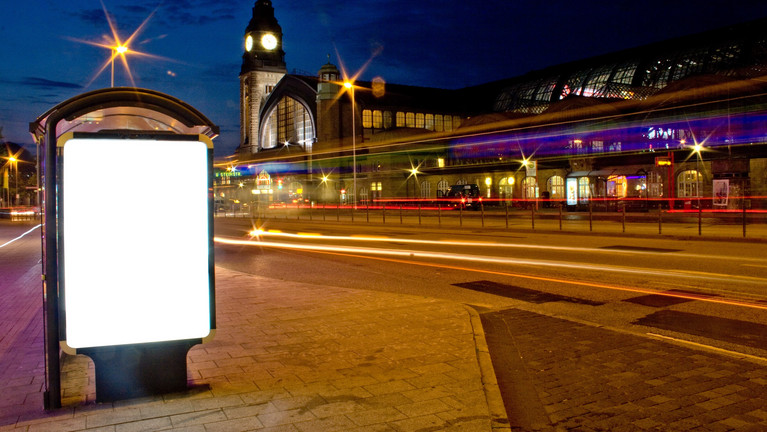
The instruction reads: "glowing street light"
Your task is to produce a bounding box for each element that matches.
[343,80,356,206]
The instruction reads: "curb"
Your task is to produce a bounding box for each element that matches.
[465,305,512,432]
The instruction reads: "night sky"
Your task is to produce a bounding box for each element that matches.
[2,0,767,156]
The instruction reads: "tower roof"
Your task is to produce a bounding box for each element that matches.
[245,0,282,35]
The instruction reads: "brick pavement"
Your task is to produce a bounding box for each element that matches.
[483,308,767,431]
[1,262,509,431]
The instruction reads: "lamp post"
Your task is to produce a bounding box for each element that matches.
[111,45,128,87]
[693,143,702,210]
[344,81,356,206]
[8,156,17,206]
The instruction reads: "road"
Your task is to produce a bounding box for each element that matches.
[214,216,767,426]
[214,217,767,355]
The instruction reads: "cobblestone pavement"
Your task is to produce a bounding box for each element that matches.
[0,229,508,432]
[482,308,767,431]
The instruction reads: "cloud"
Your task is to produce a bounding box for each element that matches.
[20,77,83,90]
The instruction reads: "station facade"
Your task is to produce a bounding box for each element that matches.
[221,0,767,211]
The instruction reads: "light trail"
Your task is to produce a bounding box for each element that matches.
[214,235,767,311]
[246,228,767,264]
[215,236,767,288]
[0,224,41,249]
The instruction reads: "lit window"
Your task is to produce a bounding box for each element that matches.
[578,177,590,203]
[435,115,444,132]
[362,110,372,128]
[425,114,434,130]
[373,110,382,128]
[416,113,425,129]
[453,116,461,129]
[547,175,564,199]
[523,176,538,200]
[444,115,453,131]
[406,112,415,128]
[677,170,700,198]
[396,112,405,127]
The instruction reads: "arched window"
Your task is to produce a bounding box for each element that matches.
[415,113,425,129]
[523,177,538,200]
[444,115,453,131]
[425,114,434,130]
[362,110,372,128]
[435,115,444,132]
[384,111,393,129]
[261,96,314,149]
[420,180,431,198]
[547,175,564,199]
[372,110,383,128]
[437,179,450,197]
[677,170,700,197]
[396,112,405,127]
[499,177,514,204]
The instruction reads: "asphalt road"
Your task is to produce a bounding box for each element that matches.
[213,217,767,360]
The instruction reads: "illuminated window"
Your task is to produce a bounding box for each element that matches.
[261,96,314,149]
[444,115,453,131]
[406,112,415,128]
[416,113,425,129]
[648,171,663,198]
[362,109,372,128]
[547,175,564,199]
[499,177,514,204]
[435,115,444,132]
[396,112,405,127]
[437,179,449,197]
[607,175,627,198]
[453,116,461,129]
[437,157,445,168]
[373,110,382,128]
[425,114,434,130]
[523,176,538,200]
[677,170,700,197]
[591,140,604,153]
[578,177,590,203]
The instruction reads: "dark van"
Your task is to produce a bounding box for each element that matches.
[446,184,481,209]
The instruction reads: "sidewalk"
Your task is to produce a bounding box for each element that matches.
[0,265,509,432]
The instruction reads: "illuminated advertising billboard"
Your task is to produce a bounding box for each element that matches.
[59,133,214,350]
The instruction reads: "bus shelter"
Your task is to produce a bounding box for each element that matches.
[30,87,219,408]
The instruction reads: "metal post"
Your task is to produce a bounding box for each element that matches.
[438,202,441,226]
[743,197,747,238]
[505,204,509,229]
[622,202,626,233]
[481,201,485,227]
[366,202,369,223]
[589,200,593,232]
[658,207,662,235]
[351,204,354,223]
[43,117,61,410]
[418,202,422,225]
[382,203,386,224]
[399,205,403,224]
[531,204,535,230]
[698,203,702,236]
[337,203,340,222]
[459,204,463,227]
[559,202,563,231]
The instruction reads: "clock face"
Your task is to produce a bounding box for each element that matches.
[245,35,253,52]
[261,33,278,50]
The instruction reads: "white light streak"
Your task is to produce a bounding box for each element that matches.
[0,224,41,249]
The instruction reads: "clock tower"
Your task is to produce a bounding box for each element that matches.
[239,0,287,156]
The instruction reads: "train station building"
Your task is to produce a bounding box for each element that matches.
[220,0,767,211]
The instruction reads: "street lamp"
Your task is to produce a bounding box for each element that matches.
[344,81,356,206]
[8,156,18,206]
[692,142,703,209]
[111,44,128,87]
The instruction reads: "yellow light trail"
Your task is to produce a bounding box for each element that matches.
[214,235,767,310]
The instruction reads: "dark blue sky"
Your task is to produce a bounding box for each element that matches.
[2,0,767,156]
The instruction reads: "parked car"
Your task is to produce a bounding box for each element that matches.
[445,184,482,210]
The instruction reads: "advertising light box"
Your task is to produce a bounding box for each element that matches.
[61,134,214,350]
